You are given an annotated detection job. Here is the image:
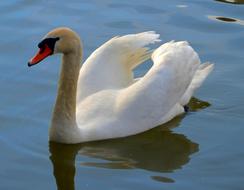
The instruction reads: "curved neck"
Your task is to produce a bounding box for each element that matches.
[51,50,82,129]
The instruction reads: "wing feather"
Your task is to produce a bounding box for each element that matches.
[116,41,200,130]
[77,32,160,101]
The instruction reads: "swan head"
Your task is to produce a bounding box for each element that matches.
[28,27,81,67]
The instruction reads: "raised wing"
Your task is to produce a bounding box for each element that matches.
[77,32,160,102]
[116,41,200,132]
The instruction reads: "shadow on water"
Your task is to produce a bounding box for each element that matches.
[49,97,210,190]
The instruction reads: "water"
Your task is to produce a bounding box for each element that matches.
[0,0,244,189]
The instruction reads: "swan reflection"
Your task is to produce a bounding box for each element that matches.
[49,97,210,190]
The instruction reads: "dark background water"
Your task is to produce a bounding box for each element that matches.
[0,0,244,189]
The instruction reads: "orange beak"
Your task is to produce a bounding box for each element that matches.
[28,44,52,67]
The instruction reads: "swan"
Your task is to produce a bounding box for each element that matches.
[28,27,213,144]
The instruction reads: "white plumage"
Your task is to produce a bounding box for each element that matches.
[75,32,213,143]
[29,28,214,144]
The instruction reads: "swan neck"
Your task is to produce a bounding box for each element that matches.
[51,50,82,129]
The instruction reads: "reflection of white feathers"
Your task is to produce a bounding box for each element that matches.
[75,32,214,142]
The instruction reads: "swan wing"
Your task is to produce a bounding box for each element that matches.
[77,41,214,141]
[77,32,160,101]
[116,41,200,134]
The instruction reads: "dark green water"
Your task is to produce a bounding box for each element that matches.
[0,0,244,189]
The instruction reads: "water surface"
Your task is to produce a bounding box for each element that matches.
[0,0,244,189]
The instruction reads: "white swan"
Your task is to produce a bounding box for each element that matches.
[28,27,214,144]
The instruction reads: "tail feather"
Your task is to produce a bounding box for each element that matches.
[180,62,214,105]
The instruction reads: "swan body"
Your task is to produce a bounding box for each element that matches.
[28,27,214,144]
